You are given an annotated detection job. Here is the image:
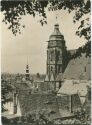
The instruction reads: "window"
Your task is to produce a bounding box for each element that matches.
[59,82,61,89]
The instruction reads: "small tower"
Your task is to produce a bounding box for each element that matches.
[26,64,30,81]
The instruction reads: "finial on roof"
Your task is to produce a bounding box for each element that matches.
[54,10,59,30]
[55,10,59,24]
[54,23,59,30]
[56,15,58,23]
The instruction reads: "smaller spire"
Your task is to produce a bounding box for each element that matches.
[26,64,30,81]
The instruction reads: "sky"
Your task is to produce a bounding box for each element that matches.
[1,9,87,74]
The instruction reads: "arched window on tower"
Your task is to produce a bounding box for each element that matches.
[84,66,86,72]
[50,50,54,61]
[51,66,53,71]
[56,50,60,61]
[59,81,62,89]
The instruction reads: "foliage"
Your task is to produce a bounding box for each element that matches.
[74,108,91,124]
[22,110,55,125]
[74,109,86,121]
[68,41,91,59]
[74,86,91,125]
[1,0,48,35]
[1,0,91,58]
[1,0,91,37]
[36,72,40,78]
[5,111,54,125]
[1,76,13,112]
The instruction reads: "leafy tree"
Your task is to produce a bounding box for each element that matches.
[1,0,90,38]
[74,108,91,124]
[1,0,91,56]
[1,76,13,112]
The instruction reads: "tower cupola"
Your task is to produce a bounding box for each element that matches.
[49,24,64,41]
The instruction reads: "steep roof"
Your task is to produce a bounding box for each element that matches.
[63,54,91,80]
[57,80,78,95]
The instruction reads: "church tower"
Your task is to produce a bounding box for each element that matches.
[25,64,30,81]
[46,24,67,81]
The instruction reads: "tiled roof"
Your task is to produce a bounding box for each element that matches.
[63,54,91,80]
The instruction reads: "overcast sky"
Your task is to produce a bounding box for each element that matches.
[1,10,87,74]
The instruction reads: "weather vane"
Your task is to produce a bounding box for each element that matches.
[55,9,58,24]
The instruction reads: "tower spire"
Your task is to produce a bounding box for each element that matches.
[55,13,58,24]
[25,57,30,81]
